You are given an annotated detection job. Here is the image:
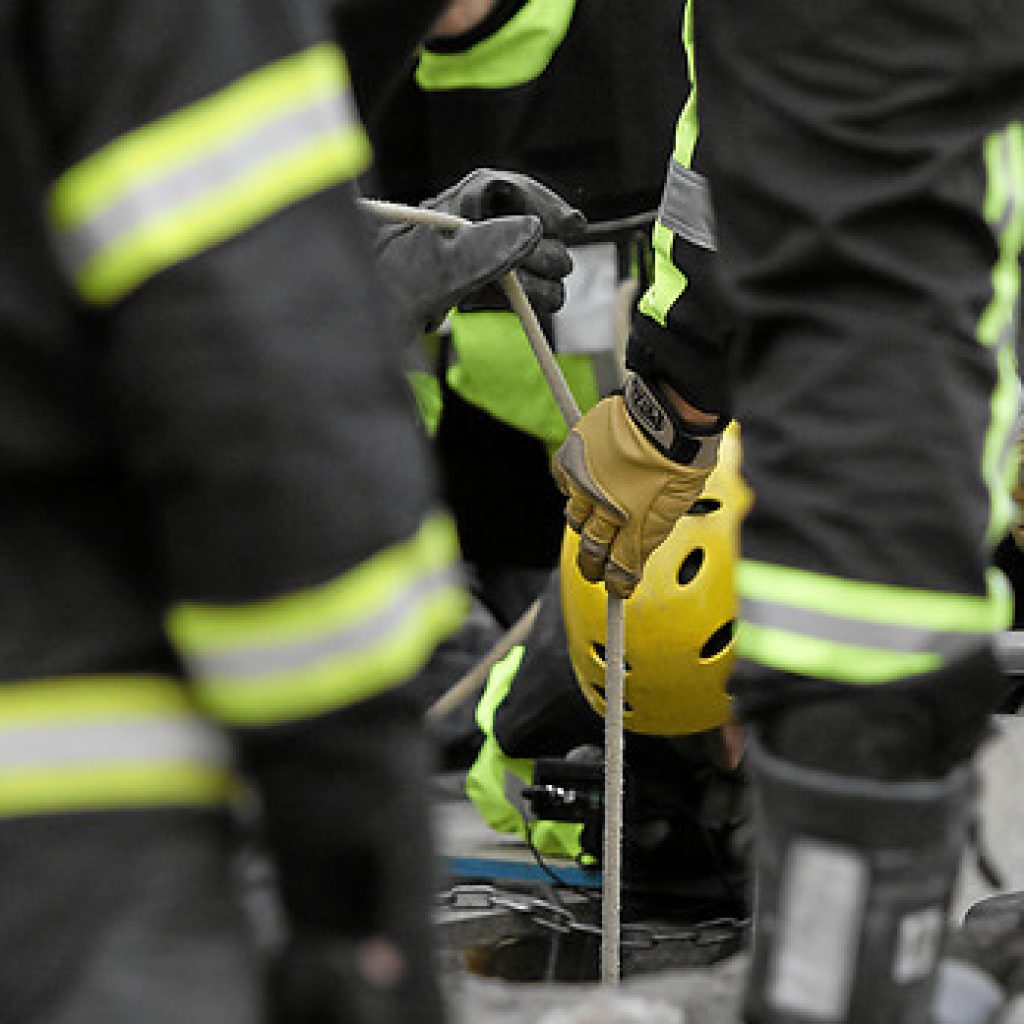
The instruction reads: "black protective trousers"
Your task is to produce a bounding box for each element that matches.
[693,0,1024,761]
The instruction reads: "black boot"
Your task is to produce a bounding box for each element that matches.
[933,891,1024,1024]
[742,734,975,1024]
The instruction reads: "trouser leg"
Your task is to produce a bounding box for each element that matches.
[694,0,1024,1020]
[252,692,448,1024]
[0,810,261,1024]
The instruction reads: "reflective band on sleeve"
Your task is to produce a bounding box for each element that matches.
[415,0,574,91]
[0,676,234,818]
[738,562,1011,683]
[167,513,467,726]
[979,124,1024,545]
[657,161,715,252]
[638,220,689,329]
[637,4,700,328]
[48,43,371,306]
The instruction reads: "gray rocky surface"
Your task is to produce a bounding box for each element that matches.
[439,715,1024,1023]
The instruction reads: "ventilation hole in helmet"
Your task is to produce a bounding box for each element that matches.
[687,497,722,515]
[588,676,634,712]
[677,548,705,586]
[591,642,632,672]
[699,619,736,660]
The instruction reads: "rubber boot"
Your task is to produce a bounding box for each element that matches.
[742,734,974,1024]
[933,892,1024,1024]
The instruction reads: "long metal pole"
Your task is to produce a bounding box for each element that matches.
[359,197,627,984]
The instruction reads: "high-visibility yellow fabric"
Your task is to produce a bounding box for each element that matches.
[48,43,371,306]
[446,310,600,446]
[408,369,444,436]
[738,562,1012,684]
[638,3,698,328]
[0,675,235,818]
[416,0,575,92]
[167,513,467,726]
[979,124,1024,545]
[465,646,584,860]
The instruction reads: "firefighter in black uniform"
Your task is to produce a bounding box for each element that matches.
[0,2,579,1022]
[366,0,690,629]
[554,1,1024,1021]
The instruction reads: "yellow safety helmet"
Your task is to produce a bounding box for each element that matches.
[559,424,748,736]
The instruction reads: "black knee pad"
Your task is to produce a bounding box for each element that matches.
[732,645,1008,780]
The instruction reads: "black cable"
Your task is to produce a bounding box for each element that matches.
[521,814,602,906]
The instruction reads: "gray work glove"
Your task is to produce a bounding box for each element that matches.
[425,168,587,314]
[373,168,585,339]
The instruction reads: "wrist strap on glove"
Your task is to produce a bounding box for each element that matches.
[623,371,721,466]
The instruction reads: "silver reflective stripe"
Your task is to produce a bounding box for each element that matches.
[184,565,460,681]
[741,596,992,659]
[56,93,355,278]
[0,715,232,771]
[551,241,619,355]
[990,130,1023,352]
[770,839,867,1017]
[657,159,716,251]
[991,129,1021,241]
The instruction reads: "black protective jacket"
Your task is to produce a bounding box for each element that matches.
[1,0,439,680]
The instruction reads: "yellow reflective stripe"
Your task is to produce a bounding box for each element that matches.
[0,674,197,724]
[168,514,467,726]
[637,4,699,326]
[738,564,1010,683]
[0,764,233,819]
[474,645,526,734]
[49,43,370,305]
[673,0,699,168]
[737,621,942,684]
[638,220,690,328]
[446,310,599,444]
[739,561,1010,633]
[979,124,1024,544]
[986,341,1022,545]
[415,0,575,91]
[407,368,443,435]
[0,675,234,817]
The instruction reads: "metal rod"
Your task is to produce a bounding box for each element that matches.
[359,196,628,984]
[600,594,626,984]
[426,599,541,723]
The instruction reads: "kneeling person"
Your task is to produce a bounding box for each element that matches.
[466,427,749,893]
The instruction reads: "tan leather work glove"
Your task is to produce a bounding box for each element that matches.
[552,372,722,598]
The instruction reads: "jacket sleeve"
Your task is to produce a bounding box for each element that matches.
[626,1,733,419]
[40,0,466,729]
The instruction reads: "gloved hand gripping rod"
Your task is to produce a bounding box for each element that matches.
[358,197,628,985]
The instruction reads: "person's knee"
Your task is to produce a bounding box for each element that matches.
[734,644,1008,780]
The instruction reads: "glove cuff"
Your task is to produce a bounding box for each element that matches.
[623,371,721,466]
